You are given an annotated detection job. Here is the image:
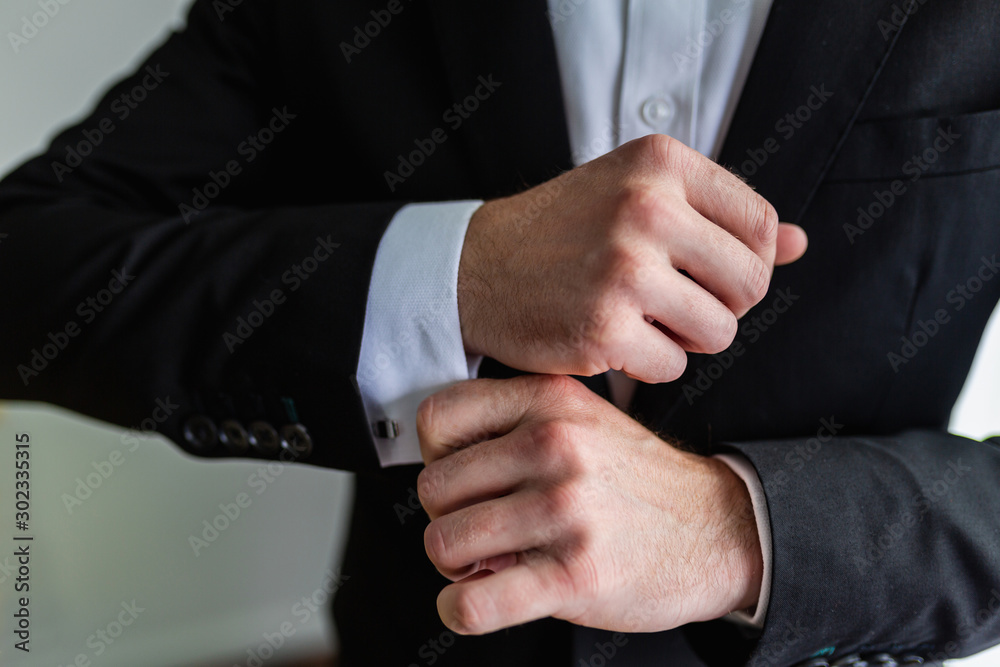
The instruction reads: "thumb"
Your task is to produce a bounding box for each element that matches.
[774,223,808,266]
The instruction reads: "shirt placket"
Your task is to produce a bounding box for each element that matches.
[617,0,705,149]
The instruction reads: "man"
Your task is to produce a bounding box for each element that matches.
[1,1,999,666]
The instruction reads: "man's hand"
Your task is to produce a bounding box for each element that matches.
[458,134,807,383]
[416,374,763,635]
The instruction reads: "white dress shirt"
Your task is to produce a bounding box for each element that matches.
[356,0,774,626]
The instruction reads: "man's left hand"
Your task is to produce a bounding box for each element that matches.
[416,374,763,635]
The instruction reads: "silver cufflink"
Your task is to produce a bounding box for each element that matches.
[372,419,399,439]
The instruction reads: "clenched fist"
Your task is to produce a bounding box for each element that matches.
[458,134,808,382]
[417,374,763,635]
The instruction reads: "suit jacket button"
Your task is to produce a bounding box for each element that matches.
[280,423,312,459]
[182,415,217,452]
[248,421,280,456]
[218,419,250,455]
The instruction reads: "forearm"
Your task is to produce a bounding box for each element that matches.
[0,195,402,472]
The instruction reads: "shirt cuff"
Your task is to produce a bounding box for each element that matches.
[356,200,484,467]
[713,452,773,630]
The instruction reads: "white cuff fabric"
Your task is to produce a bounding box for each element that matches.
[713,452,773,630]
[356,200,484,467]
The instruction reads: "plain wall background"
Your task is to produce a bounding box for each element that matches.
[0,2,997,665]
[1,7,353,667]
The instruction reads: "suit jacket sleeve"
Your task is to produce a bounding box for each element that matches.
[688,430,1000,667]
[0,0,399,472]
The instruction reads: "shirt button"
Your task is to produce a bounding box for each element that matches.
[641,96,674,129]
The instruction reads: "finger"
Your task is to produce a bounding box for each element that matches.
[612,314,688,382]
[434,553,519,584]
[775,223,808,266]
[419,428,537,519]
[424,489,560,580]
[680,159,780,270]
[437,559,571,635]
[658,210,772,318]
[416,377,535,465]
[629,135,779,269]
[638,269,737,354]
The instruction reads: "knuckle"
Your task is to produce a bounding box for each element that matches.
[416,465,442,511]
[531,419,574,463]
[582,293,617,338]
[415,394,437,442]
[532,374,587,411]
[451,588,490,635]
[597,242,641,297]
[536,372,576,394]
[683,291,738,354]
[746,195,779,248]
[706,310,739,353]
[424,520,452,569]
[543,483,584,527]
[615,184,667,233]
[659,346,688,382]
[560,548,601,608]
[586,297,630,361]
[742,255,771,305]
[635,133,677,169]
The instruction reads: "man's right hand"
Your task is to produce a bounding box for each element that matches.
[457,134,808,383]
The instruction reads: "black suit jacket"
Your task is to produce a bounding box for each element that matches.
[2,1,999,665]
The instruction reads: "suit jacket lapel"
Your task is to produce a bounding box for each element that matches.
[632,0,913,437]
[426,0,573,198]
[718,0,911,222]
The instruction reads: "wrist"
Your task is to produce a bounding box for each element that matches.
[457,199,502,357]
[701,456,765,615]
